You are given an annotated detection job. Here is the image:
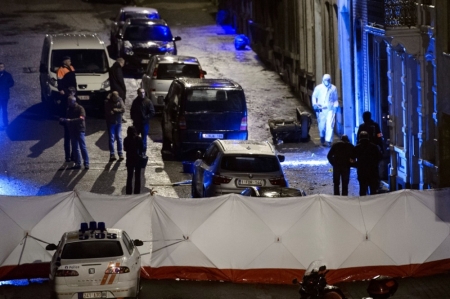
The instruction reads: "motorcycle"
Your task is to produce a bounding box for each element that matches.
[293,260,398,299]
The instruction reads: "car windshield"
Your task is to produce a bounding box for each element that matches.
[124,25,173,41]
[157,64,200,79]
[221,155,280,172]
[122,12,159,21]
[51,50,109,74]
[185,89,244,112]
[61,241,123,259]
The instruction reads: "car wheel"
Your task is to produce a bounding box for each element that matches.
[191,177,201,198]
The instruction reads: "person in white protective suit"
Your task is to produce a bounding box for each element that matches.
[311,74,339,147]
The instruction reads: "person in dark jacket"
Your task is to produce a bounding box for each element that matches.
[354,131,382,196]
[60,96,89,170]
[130,88,155,155]
[124,126,143,194]
[0,62,15,129]
[104,91,125,162]
[327,135,355,196]
[57,56,76,117]
[356,111,384,154]
[109,58,127,123]
[60,87,78,162]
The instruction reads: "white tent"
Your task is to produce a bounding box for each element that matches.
[1,189,450,284]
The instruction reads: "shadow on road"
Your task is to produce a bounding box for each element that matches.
[37,164,88,196]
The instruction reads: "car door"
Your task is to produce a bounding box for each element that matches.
[194,144,220,197]
[142,57,156,96]
[162,82,180,142]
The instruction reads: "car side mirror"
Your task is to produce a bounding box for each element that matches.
[202,70,207,75]
[278,155,285,162]
[173,36,182,41]
[133,239,144,247]
[46,244,57,251]
[196,150,203,160]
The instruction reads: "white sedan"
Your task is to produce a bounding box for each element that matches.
[46,222,143,299]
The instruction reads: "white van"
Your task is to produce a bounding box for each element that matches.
[39,34,113,112]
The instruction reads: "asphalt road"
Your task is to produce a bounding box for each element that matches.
[0,0,364,199]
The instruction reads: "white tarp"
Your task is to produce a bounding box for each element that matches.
[0,189,450,283]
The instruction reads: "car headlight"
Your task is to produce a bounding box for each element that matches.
[101,79,110,90]
[49,77,57,87]
[124,40,134,56]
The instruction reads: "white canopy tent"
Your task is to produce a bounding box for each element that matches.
[0,189,449,283]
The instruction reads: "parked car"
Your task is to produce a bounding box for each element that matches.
[114,18,181,72]
[240,186,306,197]
[45,221,143,299]
[192,139,288,197]
[141,55,207,111]
[110,6,160,47]
[39,33,113,112]
[162,78,248,159]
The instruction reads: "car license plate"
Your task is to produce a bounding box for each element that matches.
[202,134,223,139]
[82,292,101,298]
[141,59,149,64]
[239,179,262,186]
[78,95,89,100]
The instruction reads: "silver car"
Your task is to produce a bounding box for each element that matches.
[141,55,206,110]
[192,140,288,197]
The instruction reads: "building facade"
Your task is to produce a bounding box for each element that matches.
[219,0,450,189]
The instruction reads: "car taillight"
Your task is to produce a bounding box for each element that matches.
[240,116,247,130]
[152,67,158,79]
[178,115,186,129]
[105,266,130,274]
[213,174,232,185]
[55,270,79,277]
[269,176,287,186]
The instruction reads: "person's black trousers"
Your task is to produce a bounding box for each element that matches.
[126,165,141,194]
[333,167,350,196]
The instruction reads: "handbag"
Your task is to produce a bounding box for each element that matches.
[140,155,148,168]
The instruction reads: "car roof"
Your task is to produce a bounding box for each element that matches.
[178,78,242,89]
[120,6,159,14]
[63,228,123,243]
[153,55,200,64]
[126,18,168,26]
[215,140,275,155]
[46,34,105,49]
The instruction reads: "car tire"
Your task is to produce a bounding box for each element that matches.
[191,178,201,198]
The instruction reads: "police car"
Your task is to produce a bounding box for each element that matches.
[46,222,143,299]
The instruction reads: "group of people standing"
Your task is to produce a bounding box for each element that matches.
[57,56,155,194]
[327,111,384,196]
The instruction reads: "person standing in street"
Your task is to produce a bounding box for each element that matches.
[0,63,14,130]
[57,56,76,112]
[60,96,89,170]
[60,87,78,162]
[311,74,339,147]
[124,126,143,194]
[327,135,355,196]
[130,88,155,156]
[353,131,381,196]
[109,57,127,123]
[357,111,384,154]
[104,91,125,162]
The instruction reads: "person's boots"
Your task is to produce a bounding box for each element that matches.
[320,137,325,146]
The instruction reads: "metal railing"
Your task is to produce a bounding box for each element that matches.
[368,0,433,28]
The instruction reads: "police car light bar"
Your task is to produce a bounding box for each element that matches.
[89,221,97,231]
